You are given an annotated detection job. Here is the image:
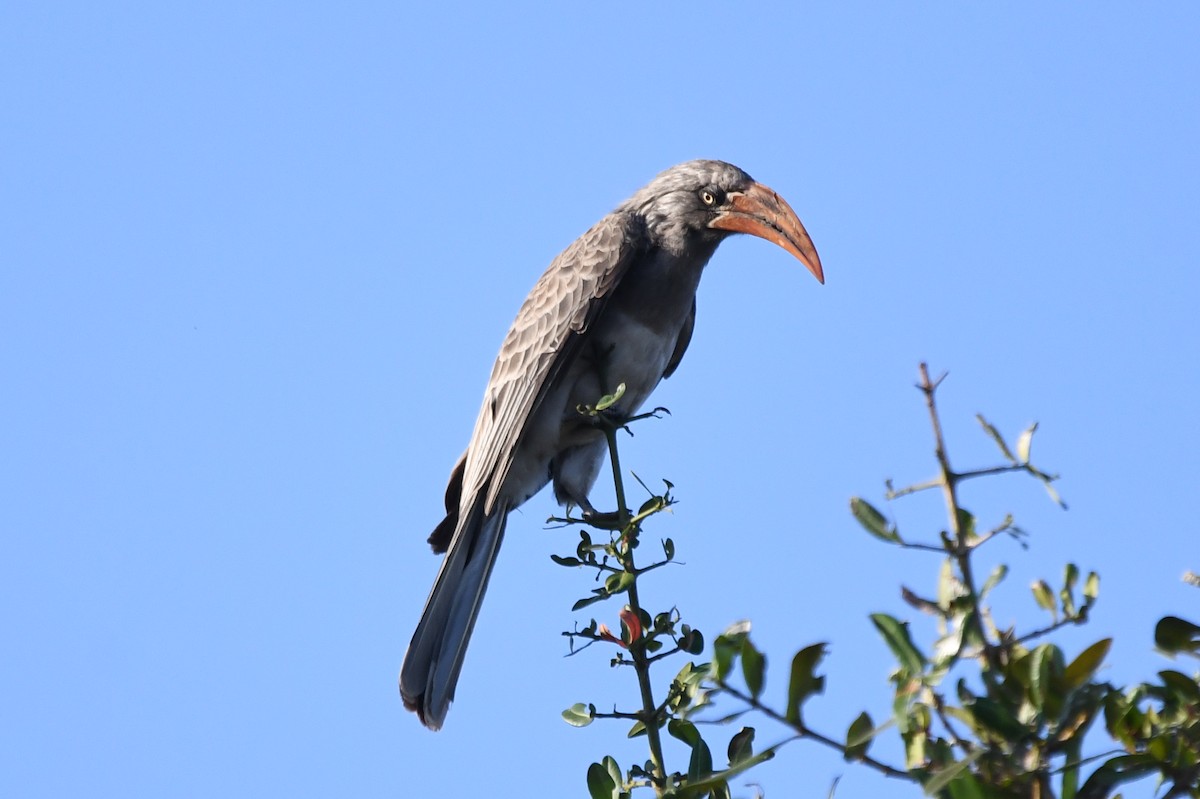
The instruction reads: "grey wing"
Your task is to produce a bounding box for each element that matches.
[662,298,696,380]
[459,212,647,516]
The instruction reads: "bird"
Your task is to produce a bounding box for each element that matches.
[400,159,824,729]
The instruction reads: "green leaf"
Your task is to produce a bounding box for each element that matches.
[1159,669,1200,703]
[726,726,755,766]
[1062,723,1084,799]
[922,750,985,797]
[741,638,766,699]
[1083,571,1100,605]
[955,508,976,540]
[1076,754,1159,797]
[1032,580,1057,614]
[937,558,963,610]
[1063,639,1112,691]
[1040,476,1068,509]
[1060,590,1077,618]
[969,697,1028,741]
[595,383,626,412]
[563,703,594,727]
[903,727,927,769]
[1063,563,1079,591]
[627,720,646,738]
[676,751,776,798]
[980,564,1007,599]
[944,774,987,799]
[668,718,702,748]
[1155,615,1200,653]
[850,497,901,543]
[1103,693,1144,749]
[682,628,705,655]
[573,592,610,611]
[687,738,713,783]
[976,414,1017,462]
[604,571,636,595]
[663,537,675,561]
[1147,736,1169,761]
[672,661,708,712]
[870,614,927,675]
[551,554,583,567]
[1029,644,1065,717]
[712,624,748,682]
[785,643,827,725]
[1016,422,1037,463]
[844,711,874,761]
[602,756,622,792]
[586,761,618,799]
[637,495,664,516]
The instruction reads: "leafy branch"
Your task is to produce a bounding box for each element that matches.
[553,367,1200,798]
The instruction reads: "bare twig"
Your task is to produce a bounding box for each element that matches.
[917,363,1003,688]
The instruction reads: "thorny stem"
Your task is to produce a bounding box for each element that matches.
[602,422,668,795]
[918,363,1003,688]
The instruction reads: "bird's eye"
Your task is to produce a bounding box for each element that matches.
[699,188,718,206]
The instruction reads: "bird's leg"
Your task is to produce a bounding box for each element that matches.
[570,342,654,528]
[552,441,624,529]
[574,342,635,433]
[557,465,625,530]
[583,341,618,399]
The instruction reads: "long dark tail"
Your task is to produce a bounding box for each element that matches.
[399,499,508,730]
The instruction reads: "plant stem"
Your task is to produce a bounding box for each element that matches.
[918,363,1002,686]
[717,682,912,781]
[603,423,668,795]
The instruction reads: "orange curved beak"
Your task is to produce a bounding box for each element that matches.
[708,181,824,284]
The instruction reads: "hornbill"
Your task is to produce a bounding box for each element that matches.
[400,159,824,729]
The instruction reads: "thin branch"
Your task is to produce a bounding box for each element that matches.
[955,464,1032,481]
[602,421,668,795]
[1048,748,1127,775]
[715,681,912,781]
[931,693,973,756]
[885,478,943,499]
[967,529,1007,552]
[918,364,1003,689]
[888,464,1046,500]
[898,541,954,554]
[1011,614,1085,647]
[592,709,642,721]
[646,644,686,666]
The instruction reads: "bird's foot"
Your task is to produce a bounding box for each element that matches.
[575,382,628,426]
[623,406,671,425]
[571,497,626,530]
[581,507,626,530]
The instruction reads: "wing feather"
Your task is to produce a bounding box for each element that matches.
[459,212,647,516]
[662,298,696,380]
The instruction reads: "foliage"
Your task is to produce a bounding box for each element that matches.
[551,367,1200,798]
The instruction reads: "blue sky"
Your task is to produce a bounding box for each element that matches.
[3,3,1197,797]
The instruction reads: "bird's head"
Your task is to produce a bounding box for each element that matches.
[619,159,824,284]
